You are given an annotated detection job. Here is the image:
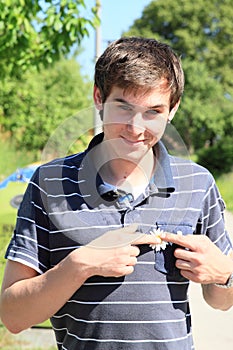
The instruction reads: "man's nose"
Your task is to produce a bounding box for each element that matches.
[126,112,145,133]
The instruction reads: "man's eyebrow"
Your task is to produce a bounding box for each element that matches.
[148,104,168,109]
[114,98,167,109]
[114,98,133,106]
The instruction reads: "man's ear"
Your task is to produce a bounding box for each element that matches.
[93,85,103,111]
[168,99,180,122]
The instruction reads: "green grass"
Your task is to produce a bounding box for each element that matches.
[0,137,36,182]
[0,182,26,223]
[0,182,27,283]
[216,173,233,212]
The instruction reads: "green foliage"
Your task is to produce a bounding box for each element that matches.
[216,173,233,212]
[127,0,233,89]
[0,137,36,180]
[173,59,230,152]
[197,136,233,177]
[0,58,93,154]
[125,0,233,174]
[0,0,99,79]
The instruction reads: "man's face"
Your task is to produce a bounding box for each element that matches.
[94,85,178,163]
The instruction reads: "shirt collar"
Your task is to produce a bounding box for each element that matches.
[148,141,175,197]
[79,133,175,205]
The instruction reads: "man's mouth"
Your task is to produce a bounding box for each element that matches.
[121,136,146,146]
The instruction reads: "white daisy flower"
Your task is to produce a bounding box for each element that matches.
[149,228,168,252]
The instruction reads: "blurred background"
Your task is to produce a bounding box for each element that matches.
[0,1,232,348]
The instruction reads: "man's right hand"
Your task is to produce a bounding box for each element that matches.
[71,224,160,278]
[0,225,159,333]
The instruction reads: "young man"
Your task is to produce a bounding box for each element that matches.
[1,37,233,350]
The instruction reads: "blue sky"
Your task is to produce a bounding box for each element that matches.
[78,0,151,78]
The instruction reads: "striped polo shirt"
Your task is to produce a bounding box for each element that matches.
[6,133,233,350]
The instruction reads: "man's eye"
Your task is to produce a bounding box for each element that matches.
[145,110,159,117]
[118,104,132,111]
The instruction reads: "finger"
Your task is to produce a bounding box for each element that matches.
[176,259,193,271]
[88,226,161,249]
[174,248,196,261]
[127,256,138,266]
[180,270,196,281]
[116,265,134,277]
[132,233,162,246]
[161,232,196,251]
[130,245,140,257]
[87,224,140,249]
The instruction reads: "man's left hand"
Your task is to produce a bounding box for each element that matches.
[161,232,233,285]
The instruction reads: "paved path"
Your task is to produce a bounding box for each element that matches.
[11,212,233,349]
[12,327,56,349]
[190,210,233,350]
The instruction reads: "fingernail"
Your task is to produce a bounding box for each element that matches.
[160,232,166,239]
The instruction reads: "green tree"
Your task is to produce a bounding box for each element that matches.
[174,59,229,152]
[0,59,93,155]
[127,0,233,93]
[0,0,99,79]
[125,0,233,161]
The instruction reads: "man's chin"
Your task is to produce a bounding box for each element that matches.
[111,149,149,164]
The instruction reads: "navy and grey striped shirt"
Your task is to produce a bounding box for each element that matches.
[6,133,233,350]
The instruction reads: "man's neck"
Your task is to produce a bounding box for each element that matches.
[99,150,156,192]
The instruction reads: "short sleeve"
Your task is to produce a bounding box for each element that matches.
[198,175,233,255]
[5,168,50,274]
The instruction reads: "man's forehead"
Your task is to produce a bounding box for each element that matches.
[121,79,171,98]
[114,84,171,107]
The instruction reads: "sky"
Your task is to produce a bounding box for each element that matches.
[78,0,151,78]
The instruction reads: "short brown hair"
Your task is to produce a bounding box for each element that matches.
[94,37,184,110]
